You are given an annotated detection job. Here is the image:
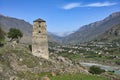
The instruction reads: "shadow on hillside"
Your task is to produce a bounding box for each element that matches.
[0,43,4,47]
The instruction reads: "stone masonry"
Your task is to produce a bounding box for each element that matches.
[32,18,49,59]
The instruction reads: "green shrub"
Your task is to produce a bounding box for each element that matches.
[116,61,120,65]
[89,65,105,74]
[7,28,23,42]
[108,70,115,73]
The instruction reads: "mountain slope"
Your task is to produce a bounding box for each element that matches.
[96,23,120,41]
[0,14,59,44]
[0,14,32,44]
[63,12,120,43]
[48,32,62,42]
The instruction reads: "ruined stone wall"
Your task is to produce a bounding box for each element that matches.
[32,21,49,59]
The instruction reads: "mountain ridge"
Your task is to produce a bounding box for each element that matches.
[0,11,120,44]
[0,14,59,44]
[63,11,120,43]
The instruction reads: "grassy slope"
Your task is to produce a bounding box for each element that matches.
[50,73,108,80]
[17,71,109,80]
[0,44,109,80]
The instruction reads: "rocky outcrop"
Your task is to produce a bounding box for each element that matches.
[96,23,120,41]
[0,43,88,79]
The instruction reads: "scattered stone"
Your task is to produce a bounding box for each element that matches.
[39,62,42,66]
[57,56,66,62]
[11,40,17,48]
[58,69,65,75]
[0,67,3,72]
[10,76,18,80]
[51,72,56,76]
[19,58,23,61]
[41,76,50,80]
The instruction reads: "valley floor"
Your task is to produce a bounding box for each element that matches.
[0,42,120,80]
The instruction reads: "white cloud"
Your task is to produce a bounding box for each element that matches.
[85,2,117,7]
[62,3,80,10]
[62,2,117,10]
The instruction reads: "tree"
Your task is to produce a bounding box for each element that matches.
[7,28,23,42]
[89,65,105,74]
[0,27,5,44]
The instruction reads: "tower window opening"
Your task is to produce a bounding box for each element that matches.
[38,30,41,33]
[39,25,41,27]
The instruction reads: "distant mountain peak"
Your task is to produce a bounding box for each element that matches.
[51,31,75,37]
[110,12,120,17]
[104,11,120,21]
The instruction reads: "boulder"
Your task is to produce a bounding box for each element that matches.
[41,76,50,80]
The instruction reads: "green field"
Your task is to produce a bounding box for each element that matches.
[17,71,109,80]
[50,73,108,80]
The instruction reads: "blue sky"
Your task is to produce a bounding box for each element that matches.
[0,0,120,33]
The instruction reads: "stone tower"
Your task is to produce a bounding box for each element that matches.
[32,18,49,59]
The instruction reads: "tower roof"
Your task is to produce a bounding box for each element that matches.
[33,18,46,22]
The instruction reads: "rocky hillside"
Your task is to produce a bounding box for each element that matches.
[96,23,120,41]
[0,14,32,44]
[0,43,87,80]
[63,12,120,43]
